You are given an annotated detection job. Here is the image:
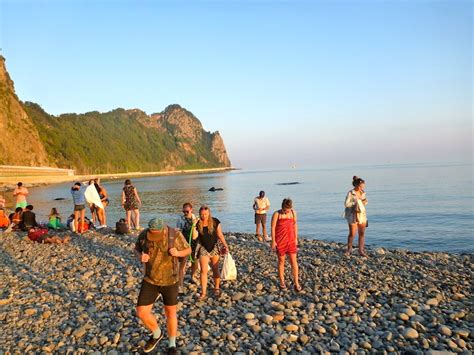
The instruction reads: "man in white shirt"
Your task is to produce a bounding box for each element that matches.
[253,190,270,241]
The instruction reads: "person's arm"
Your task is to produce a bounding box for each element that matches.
[121,191,125,206]
[13,189,18,197]
[265,198,270,211]
[101,187,108,201]
[134,188,142,206]
[24,188,29,197]
[216,224,229,252]
[134,233,150,272]
[271,211,278,250]
[293,210,298,246]
[253,198,258,211]
[362,192,368,205]
[168,233,192,257]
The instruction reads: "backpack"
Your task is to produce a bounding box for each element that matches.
[116,219,129,234]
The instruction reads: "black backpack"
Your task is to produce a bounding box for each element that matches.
[116,219,129,234]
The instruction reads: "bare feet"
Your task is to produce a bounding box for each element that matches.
[294,284,303,293]
[359,250,368,257]
[344,249,352,257]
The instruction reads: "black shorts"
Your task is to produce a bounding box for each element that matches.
[255,213,267,225]
[137,280,178,307]
[74,204,86,211]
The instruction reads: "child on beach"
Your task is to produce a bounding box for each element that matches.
[48,208,65,229]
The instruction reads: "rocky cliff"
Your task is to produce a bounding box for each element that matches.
[0,56,50,166]
[1,56,231,174]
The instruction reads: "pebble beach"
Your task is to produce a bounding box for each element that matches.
[0,229,472,353]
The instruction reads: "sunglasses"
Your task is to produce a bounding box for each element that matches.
[183,210,191,214]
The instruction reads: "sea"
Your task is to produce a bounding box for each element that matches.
[10,162,474,253]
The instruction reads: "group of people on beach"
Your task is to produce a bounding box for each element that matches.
[133,176,368,353]
[0,175,368,353]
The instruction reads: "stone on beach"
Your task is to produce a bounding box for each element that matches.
[0,230,471,353]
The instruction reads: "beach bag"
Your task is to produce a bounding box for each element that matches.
[116,219,129,234]
[220,253,237,281]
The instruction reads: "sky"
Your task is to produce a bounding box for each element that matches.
[0,0,472,169]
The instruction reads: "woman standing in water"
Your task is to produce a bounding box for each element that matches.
[344,176,368,257]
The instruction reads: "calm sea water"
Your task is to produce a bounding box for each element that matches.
[12,163,474,253]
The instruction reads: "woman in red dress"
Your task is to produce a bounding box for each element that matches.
[271,198,302,292]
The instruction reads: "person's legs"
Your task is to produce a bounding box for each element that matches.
[74,210,79,233]
[90,205,96,223]
[277,254,286,288]
[178,259,186,288]
[345,224,357,255]
[255,215,261,237]
[262,221,268,239]
[97,207,105,226]
[126,210,132,228]
[357,224,367,256]
[102,206,107,226]
[80,209,85,233]
[288,253,301,290]
[199,256,210,298]
[190,261,198,281]
[210,255,221,292]
[137,304,160,333]
[134,209,140,229]
[164,305,177,338]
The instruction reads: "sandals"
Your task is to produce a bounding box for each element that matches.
[279,283,287,290]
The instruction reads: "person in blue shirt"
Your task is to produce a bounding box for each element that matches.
[71,182,86,233]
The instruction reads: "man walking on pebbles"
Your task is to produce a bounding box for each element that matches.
[134,217,191,353]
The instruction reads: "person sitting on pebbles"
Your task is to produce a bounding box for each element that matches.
[28,228,71,244]
[271,198,302,292]
[195,205,229,300]
[134,217,191,354]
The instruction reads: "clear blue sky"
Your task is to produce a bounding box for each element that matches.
[1,0,472,169]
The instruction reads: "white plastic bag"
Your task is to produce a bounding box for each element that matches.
[220,253,237,281]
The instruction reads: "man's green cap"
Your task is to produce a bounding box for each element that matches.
[148,217,166,231]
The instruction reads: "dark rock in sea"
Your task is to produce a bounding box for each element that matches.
[209,187,224,191]
[276,182,301,186]
[54,198,66,201]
